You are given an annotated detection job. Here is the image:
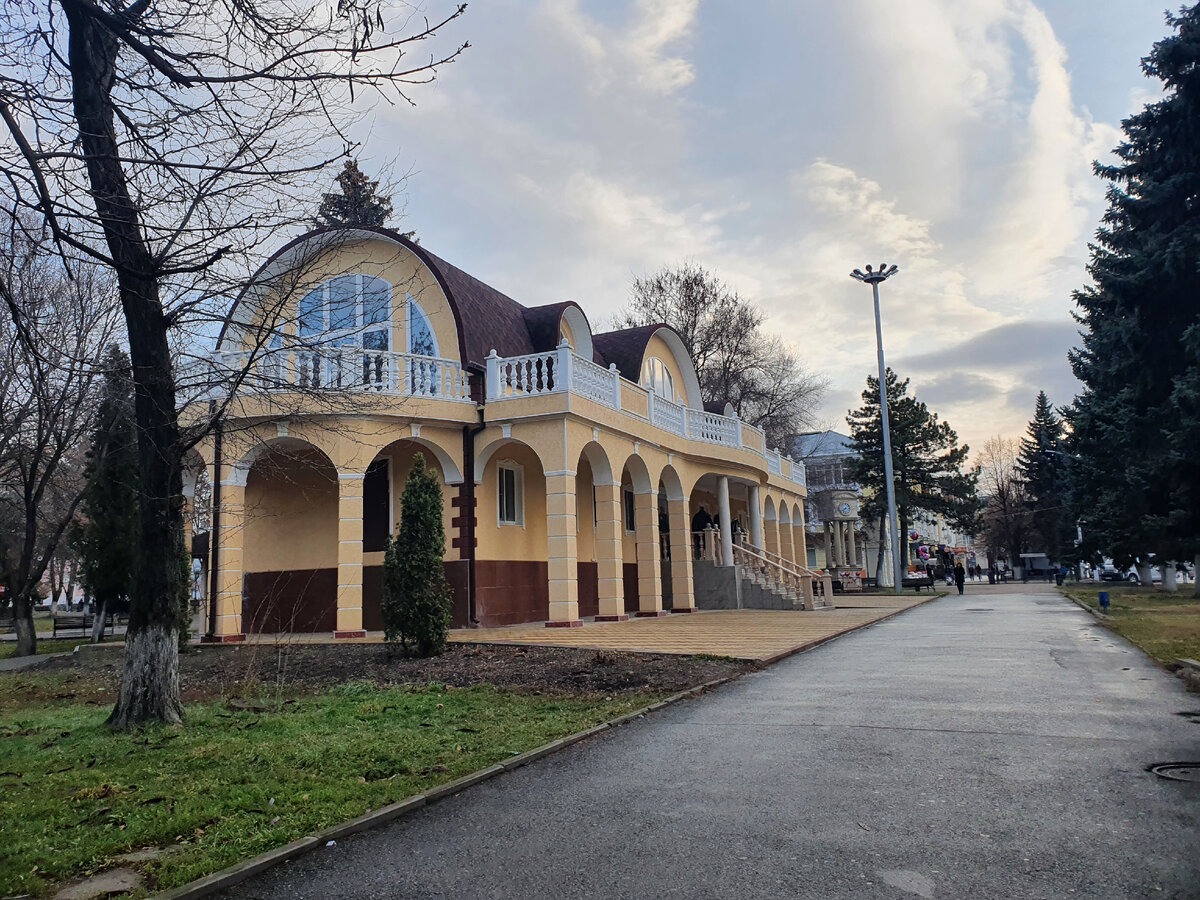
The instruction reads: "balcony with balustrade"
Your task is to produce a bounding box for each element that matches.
[485,340,807,493]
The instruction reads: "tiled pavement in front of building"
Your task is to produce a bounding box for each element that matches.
[448,594,937,661]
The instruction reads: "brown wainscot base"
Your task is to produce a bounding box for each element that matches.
[334,630,368,639]
[202,634,246,644]
[670,607,699,613]
[545,620,584,628]
[594,614,630,622]
[634,610,670,618]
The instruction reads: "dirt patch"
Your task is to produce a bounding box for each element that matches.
[34,642,753,703]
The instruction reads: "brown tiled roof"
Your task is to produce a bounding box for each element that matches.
[592,325,661,382]
[521,302,581,356]
[412,244,537,368]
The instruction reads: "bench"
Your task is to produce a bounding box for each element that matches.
[901,575,935,592]
[52,612,114,638]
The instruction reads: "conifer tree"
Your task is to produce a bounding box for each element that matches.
[315,159,394,229]
[77,347,140,642]
[1015,392,1072,563]
[1067,6,1200,579]
[382,454,451,656]
[847,369,980,568]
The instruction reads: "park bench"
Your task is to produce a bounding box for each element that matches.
[900,575,935,592]
[52,612,114,638]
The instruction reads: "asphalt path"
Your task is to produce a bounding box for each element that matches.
[224,586,1200,899]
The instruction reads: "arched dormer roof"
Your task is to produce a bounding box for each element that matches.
[522,301,595,360]
[216,226,546,369]
[592,324,703,409]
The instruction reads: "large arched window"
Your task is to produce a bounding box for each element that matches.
[407,299,438,357]
[297,274,391,350]
[640,357,675,402]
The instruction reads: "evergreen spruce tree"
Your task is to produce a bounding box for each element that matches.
[847,368,980,568]
[1067,6,1200,580]
[77,347,140,642]
[382,454,451,656]
[315,159,394,229]
[1014,392,1072,564]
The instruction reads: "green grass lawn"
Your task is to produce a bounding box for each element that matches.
[0,681,645,897]
[1061,584,1200,666]
[0,639,88,661]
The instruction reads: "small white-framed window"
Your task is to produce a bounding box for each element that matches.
[623,489,636,533]
[497,461,524,526]
[640,357,675,402]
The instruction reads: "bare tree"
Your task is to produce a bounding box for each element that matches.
[616,263,828,448]
[0,0,467,725]
[0,227,116,656]
[978,436,1030,570]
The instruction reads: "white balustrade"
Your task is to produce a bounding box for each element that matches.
[651,393,686,436]
[685,408,740,447]
[486,349,560,399]
[573,354,621,408]
[209,347,470,401]
[767,449,783,475]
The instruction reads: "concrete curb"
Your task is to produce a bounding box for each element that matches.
[1058,590,1110,622]
[152,675,735,899]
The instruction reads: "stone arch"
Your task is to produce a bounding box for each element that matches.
[764,495,777,522]
[621,453,654,494]
[475,435,554,484]
[240,439,340,633]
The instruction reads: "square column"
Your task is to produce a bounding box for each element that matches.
[668,496,696,612]
[594,482,627,621]
[211,475,246,641]
[634,490,665,616]
[780,517,795,565]
[795,507,809,569]
[335,473,366,638]
[546,473,581,627]
[765,518,780,557]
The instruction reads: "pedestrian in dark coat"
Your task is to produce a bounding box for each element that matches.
[954,562,966,595]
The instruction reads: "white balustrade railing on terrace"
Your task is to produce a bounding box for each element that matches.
[485,340,807,489]
[209,347,471,401]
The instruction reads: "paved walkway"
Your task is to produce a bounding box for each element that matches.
[449,594,936,661]
[223,585,1199,899]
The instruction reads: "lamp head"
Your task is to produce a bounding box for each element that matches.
[850,262,900,285]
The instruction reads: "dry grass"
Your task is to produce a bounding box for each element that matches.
[1061,584,1200,666]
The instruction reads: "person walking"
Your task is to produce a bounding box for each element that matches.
[954,562,966,595]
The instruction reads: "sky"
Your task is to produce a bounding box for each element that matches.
[353,0,1172,455]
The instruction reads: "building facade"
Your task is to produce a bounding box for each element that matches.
[186,227,815,639]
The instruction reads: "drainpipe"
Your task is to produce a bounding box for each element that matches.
[206,405,222,639]
[463,404,487,626]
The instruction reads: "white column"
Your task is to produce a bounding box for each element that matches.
[748,485,763,549]
[847,524,858,569]
[832,520,845,568]
[717,476,734,567]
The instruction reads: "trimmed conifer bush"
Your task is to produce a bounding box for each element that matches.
[382,453,452,656]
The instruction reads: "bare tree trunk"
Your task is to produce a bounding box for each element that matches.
[12,594,36,656]
[90,598,106,644]
[1194,553,1199,599]
[61,1,184,727]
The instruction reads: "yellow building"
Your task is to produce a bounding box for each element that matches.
[187,227,818,640]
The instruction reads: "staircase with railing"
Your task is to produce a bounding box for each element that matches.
[691,527,833,610]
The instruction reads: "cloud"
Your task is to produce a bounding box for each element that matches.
[356,0,1156,453]
[900,320,1080,372]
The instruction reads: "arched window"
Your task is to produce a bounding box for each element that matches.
[407,299,438,357]
[296,274,391,350]
[640,357,675,402]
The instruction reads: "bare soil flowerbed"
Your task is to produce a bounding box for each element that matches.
[31,641,753,706]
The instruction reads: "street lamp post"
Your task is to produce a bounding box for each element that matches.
[850,263,903,595]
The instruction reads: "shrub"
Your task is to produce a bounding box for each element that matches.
[382,453,451,656]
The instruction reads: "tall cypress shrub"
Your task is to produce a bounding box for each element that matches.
[382,453,451,656]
